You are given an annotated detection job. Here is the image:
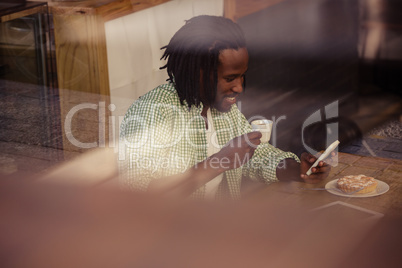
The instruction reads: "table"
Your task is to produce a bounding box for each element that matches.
[242,152,402,217]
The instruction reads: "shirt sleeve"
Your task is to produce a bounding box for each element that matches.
[118,98,176,191]
[235,111,300,183]
[243,143,300,183]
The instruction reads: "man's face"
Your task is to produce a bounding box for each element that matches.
[213,47,249,113]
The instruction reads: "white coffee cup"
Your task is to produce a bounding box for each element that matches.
[251,119,273,143]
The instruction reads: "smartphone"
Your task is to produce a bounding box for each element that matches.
[306,140,339,175]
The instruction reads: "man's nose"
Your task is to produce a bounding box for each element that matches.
[233,78,243,93]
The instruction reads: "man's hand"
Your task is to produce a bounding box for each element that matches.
[212,131,262,171]
[149,131,262,197]
[299,152,335,183]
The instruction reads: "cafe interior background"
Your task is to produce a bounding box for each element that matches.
[1,0,400,179]
[1,0,402,267]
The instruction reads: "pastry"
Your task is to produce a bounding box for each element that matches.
[337,175,378,194]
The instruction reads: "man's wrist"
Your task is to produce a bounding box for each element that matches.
[206,154,228,174]
[193,155,227,177]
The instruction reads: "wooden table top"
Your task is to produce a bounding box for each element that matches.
[242,152,402,217]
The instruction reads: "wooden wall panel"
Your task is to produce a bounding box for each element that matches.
[43,0,170,153]
[224,0,285,21]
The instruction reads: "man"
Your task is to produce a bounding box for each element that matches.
[119,15,332,200]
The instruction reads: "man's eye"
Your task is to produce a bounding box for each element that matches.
[225,77,235,82]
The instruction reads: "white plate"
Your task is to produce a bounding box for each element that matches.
[325,179,389,198]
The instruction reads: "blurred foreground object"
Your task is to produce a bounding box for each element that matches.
[0,176,401,268]
[37,148,118,188]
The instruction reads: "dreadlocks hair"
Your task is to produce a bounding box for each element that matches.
[160,15,246,109]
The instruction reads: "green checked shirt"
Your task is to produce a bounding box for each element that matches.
[119,83,299,200]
